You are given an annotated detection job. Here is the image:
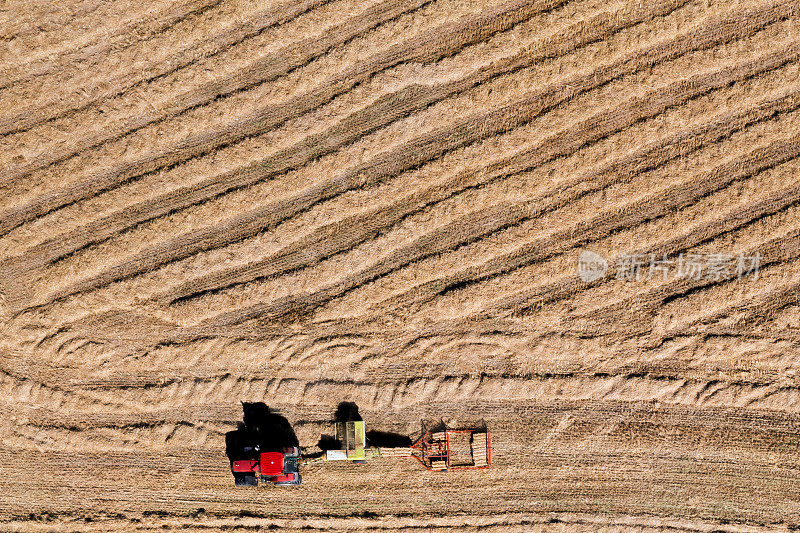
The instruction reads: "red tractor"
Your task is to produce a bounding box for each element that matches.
[227,402,492,486]
[231,446,302,486]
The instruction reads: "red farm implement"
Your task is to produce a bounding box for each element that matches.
[410,428,492,471]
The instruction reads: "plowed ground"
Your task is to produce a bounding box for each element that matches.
[2,0,800,530]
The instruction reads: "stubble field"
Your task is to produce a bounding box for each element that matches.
[2,0,800,530]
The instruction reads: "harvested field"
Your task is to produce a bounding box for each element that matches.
[2,0,800,530]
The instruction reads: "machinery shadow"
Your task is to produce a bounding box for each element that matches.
[334,401,362,422]
[225,402,299,462]
[316,401,411,450]
[365,429,411,448]
[421,418,489,434]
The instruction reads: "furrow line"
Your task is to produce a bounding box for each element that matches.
[0,0,582,190]
[250,118,800,328]
[19,2,785,315]
[0,0,541,184]
[0,0,354,137]
[0,0,228,91]
[6,0,691,276]
[161,75,800,305]
[596,227,800,331]
[479,167,800,321]
[665,274,800,341]
[194,45,800,326]
[391,135,800,323]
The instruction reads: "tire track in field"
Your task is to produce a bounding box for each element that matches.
[156,77,800,306]
[0,0,348,137]
[0,0,530,182]
[0,0,567,238]
[0,0,228,91]
[6,419,217,452]
[6,0,689,275]
[294,371,800,414]
[189,45,800,326]
[21,510,800,532]
[0,367,135,413]
[55,369,800,414]
[15,3,783,314]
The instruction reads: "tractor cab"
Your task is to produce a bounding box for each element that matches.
[258,451,284,476]
[231,446,302,486]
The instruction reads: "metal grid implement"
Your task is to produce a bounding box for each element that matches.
[410,428,492,471]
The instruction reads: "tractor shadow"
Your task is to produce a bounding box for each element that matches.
[225,402,299,462]
[316,401,411,450]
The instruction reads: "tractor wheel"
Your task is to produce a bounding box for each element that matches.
[234,474,258,486]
